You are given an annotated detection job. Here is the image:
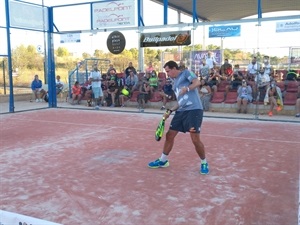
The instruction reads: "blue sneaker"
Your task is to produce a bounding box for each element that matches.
[200,162,209,175]
[148,159,169,168]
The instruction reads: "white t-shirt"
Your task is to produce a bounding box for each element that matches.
[206,57,217,69]
[89,71,101,88]
[247,63,260,74]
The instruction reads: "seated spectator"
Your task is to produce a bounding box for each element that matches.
[178,60,186,71]
[137,79,150,112]
[199,79,212,111]
[55,75,64,95]
[207,67,220,95]
[124,62,137,78]
[264,81,283,116]
[149,70,158,97]
[107,79,118,107]
[295,86,300,117]
[71,81,82,105]
[125,70,139,93]
[199,59,210,81]
[31,74,46,102]
[225,65,243,97]
[81,79,93,107]
[284,70,299,88]
[119,85,131,107]
[220,58,233,81]
[159,77,175,110]
[236,80,253,114]
[146,62,154,74]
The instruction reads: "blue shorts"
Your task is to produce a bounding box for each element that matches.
[170,109,203,133]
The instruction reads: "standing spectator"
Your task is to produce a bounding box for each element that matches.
[199,59,210,81]
[236,80,253,114]
[264,82,283,116]
[31,74,46,102]
[247,56,260,81]
[124,62,137,78]
[159,77,175,110]
[55,75,64,95]
[125,70,139,93]
[71,81,82,105]
[89,66,103,109]
[255,67,270,102]
[295,86,300,117]
[205,51,217,69]
[199,79,212,111]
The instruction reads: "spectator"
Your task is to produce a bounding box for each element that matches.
[264,81,283,116]
[199,59,210,81]
[199,79,212,111]
[207,67,220,95]
[107,64,115,75]
[137,78,150,112]
[149,70,158,98]
[284,70,299,90]
[107,78,118,107]
[247,56,260,81]
[205,51,217,69]
[124,62,136,78]
[119,85,131,107]
[71,81,82,105]
[89,66,103,109]
[81,79,93,107]
[220,58,233,81]
[236,80,253,114]
[178,60,186,71]
[55,75,64,95]
[125,70,139,93]
[146,62,154,73]
[255,67,270,102]
[296,86,300,117]
[31,74,46,102]
[160,77,175,110]
[225,64,243,97]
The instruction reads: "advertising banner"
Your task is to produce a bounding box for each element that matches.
[276,20,300,32]
[140,31,191,47]
[92,0,135,29]
[0,210,62,225]
[60,33,81,43]
[290,48,300,64]
[190,50,222,72]
[209,25,241,38]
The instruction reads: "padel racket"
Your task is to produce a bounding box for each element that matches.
[155,116,166,141]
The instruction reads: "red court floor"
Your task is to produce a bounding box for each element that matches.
[0,108,299,225]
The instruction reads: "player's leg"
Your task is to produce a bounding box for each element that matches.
[186,109,209,174]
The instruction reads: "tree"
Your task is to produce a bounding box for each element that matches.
[56,47,69,57]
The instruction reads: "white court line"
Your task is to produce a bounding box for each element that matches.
[6,117,300,145]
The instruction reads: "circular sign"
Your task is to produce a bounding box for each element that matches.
[107,31,126,54]
[37,45,42,53]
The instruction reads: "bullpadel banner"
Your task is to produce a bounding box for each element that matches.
[140,31,191,47]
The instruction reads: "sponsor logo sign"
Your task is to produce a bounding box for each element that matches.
[107,31,126,54]
[92,0,135,29]
[276,20,300,32]
[140,31,191,47]
[60,33,81,43]
[209,25,241,38]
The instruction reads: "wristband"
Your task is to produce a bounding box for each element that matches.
[166,109,173,115]
[186,87,190,92]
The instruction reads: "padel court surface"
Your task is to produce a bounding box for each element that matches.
[0,108,299,225]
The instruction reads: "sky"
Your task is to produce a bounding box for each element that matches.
[0,0,299,58]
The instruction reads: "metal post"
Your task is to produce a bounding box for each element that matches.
[2,60,6,95]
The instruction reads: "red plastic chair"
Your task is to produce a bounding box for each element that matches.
[129,91,140,102]
[224,91,237,104]
[283,92,297,105]
[210,91,225,103]
[149,91,162,102]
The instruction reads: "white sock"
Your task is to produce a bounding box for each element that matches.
[201,158,207,164]
[160,153,168,162]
